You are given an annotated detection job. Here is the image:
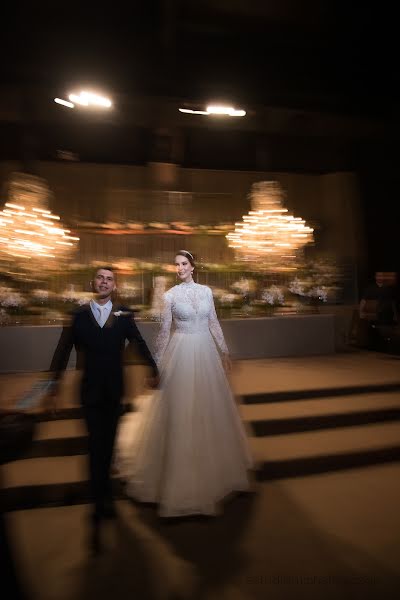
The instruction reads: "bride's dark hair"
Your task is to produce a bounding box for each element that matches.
[175,250,195,268]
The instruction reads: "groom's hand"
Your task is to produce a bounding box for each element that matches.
[43,380,59,415]
[146,375,160,389]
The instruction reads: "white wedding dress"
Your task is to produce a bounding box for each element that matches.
[117,280,252,517]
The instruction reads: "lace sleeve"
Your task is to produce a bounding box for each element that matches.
[154,291,173,367]
[207,287,229,355]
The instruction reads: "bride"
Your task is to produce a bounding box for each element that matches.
[117,250,252,517]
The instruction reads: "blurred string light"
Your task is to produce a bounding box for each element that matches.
[226,181,314,271]
[68,91,112,107]
[54,91,112,109]
[54,98,74,109]
[0,173,79,275]
[179,104,246,117]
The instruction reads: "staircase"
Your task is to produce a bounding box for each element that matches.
[2,378,400,512]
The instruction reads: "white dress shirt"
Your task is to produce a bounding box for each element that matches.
[90,299,112,328]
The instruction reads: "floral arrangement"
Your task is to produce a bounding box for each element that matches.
[211,288,242,307]
[0,254,345,325]
[0,287,27,309]
[118,282,139,299]
[288,277,328,303]
[60,286,91,306]
[0,308,10,324]
[231,279,257,296]
[261,285,285,306]
[31,289,50,302]
[288,275,332,304]
[308,287,328,303]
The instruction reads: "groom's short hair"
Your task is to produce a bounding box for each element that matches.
[93,266,116,280]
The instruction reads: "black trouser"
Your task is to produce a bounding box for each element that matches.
[83,398,120,518]
[368,321,396,352]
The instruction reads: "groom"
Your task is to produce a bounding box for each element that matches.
[49,266,159,553]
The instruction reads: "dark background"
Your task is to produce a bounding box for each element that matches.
[1,0,399,277]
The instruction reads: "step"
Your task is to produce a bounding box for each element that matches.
[3,353,400,409]
[0,365,153,412]
[35,419,87,440]
[0,455,124,511]
[250,421,400,480]
[231,353,400,395]
[41,394,400,439]
[1,455,88,488]
[240,392,400,435]
[250,420,400,461]
[23,419,88,458]
[37,407,85,421]
[240,391,400,421]
[25,410,133,457]
[243,381,400,404]
[3,419,400,509]
[0,371,82,413]
[13,391,400,459]
[36,402,134,422]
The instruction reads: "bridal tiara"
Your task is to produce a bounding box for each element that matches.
[178,249,194,260]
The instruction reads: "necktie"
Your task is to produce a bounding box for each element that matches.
[98,306,107,327]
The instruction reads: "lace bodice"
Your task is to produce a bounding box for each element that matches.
[154,281,229,367]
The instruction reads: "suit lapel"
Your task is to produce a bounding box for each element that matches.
[103,303,121,329]
[85,303,101,329]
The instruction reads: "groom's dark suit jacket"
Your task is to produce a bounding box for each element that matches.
[50,303,157,404]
